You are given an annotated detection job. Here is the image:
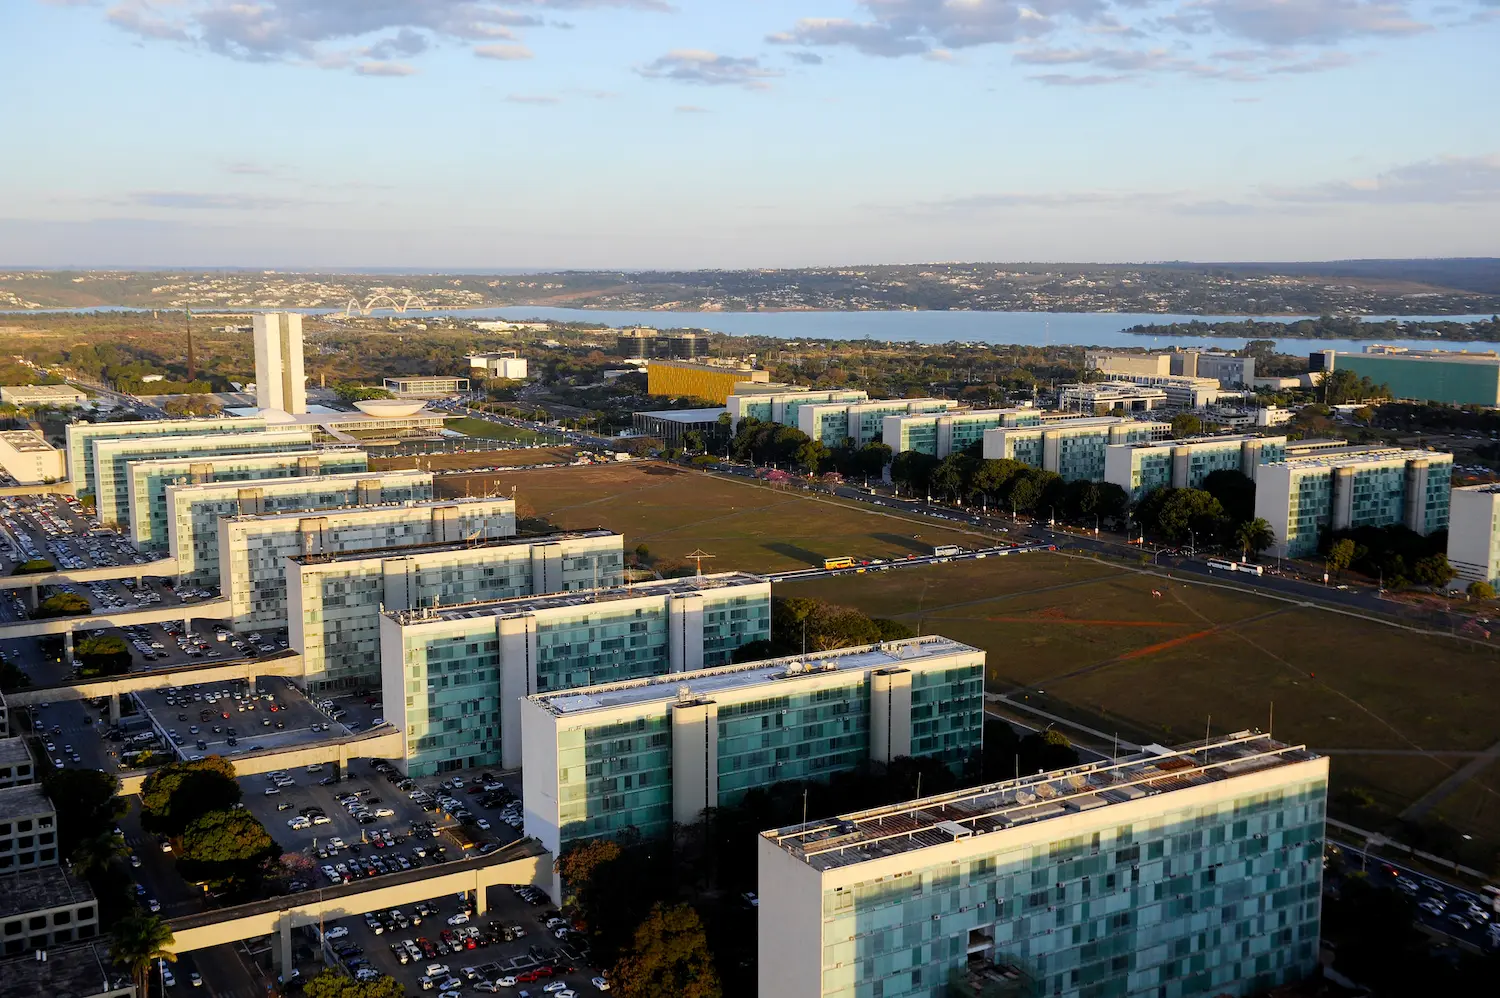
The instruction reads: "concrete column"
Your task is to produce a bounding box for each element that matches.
[246,674,257,693]
[1404,459,1430,533]
[473,875,488,916]
[1041,431,1061,474]
[26,585,37,611]
[498,615,539,770]
[668,594,705,674]
[63,630,74,661]
[869,668,913,764]
[1170,446,1191,490]
[134,574,143,589]
[278,916,294,981]
[1331,467,1356,532]
[108,692,121,725]
[670,698,719,824]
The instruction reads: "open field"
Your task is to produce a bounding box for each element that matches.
[446,416,562,444]
[468,463,992,574]
[780,553,1500,858]
[370,447,576,474]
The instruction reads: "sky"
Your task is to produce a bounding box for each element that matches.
[1,0,1497,269]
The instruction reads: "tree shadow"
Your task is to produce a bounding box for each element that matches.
[763,542,824,567]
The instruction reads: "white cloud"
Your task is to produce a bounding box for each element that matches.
[638,50,782,90]
[475,43,534,60]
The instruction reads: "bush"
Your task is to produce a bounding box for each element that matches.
[1467,580,1495,600]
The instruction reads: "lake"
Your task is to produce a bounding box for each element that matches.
[8,304,1499,354]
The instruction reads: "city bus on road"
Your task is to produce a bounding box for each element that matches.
[1206,558,1265,576]
[931,544,962,558]
[823,556,856,570]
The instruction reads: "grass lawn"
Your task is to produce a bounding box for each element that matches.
[779,552,1500,855]
[447,416,559,444]
[480,463,991,574]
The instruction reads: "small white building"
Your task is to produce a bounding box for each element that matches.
[1,384,86,408]
[0,430,64,484]
[467,352,529,380]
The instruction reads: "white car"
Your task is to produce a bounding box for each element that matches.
[592,977,610,992]
[287,817,311,830]
[323,926,349,941]
[446,912,470,926]
[544,981,569,993]
[424,963,450,978]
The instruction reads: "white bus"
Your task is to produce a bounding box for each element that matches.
[1207,558,1264,577]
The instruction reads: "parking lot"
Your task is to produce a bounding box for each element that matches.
[132,674,338,761]
[313,884,606,996]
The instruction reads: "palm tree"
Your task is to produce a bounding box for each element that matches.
[112,913,176,997]
[1234,518,1275,562]
[70,830,128,878]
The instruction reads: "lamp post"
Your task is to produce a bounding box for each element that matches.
[1188,528,1196,557]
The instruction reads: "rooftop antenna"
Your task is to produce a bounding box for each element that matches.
[1268,701,1274,739]
[685,548,715,577]
[1203,715,1211,765]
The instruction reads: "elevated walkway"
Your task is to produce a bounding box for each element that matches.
[0,556,180,591]
[165,839,551,978]
[0,596,228,648]
[116,723,403,794]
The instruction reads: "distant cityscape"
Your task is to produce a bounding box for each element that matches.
[3,259,1499,316]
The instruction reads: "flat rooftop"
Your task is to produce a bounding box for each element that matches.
[388,571,766,627]
[1345,349,1500,364]
[635,407,728,422]
[764,732,1321,872]
[168,466,422,494]
[1276,447,1451,470]
[0,865,92,920]
[0,783,52,821]
[0,737,32,768]
[1112,433,1279,451]
[533,635,979,717]
[227,494,512,524]
[290,529,618,566]
[1455,483,1500,495]
[0,942,127,998]
[132,447,330,472]
[0,431,58,452]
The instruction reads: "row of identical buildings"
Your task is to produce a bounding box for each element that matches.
[726,386,1456,560]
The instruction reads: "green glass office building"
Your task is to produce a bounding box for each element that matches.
[130,448,370,551]
[760,733,1327,998]
[287,529,625,693]
[381,573,772,776]
[522,635,985,858]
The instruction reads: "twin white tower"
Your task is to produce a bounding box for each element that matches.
[252,312,308,417]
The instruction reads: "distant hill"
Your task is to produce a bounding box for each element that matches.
[1149,259,1500,298]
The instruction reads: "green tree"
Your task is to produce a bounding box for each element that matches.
[793,438,829,474]
[332,382,395,402]
[1467,580,1495,600]
[140,756,241,836]
[610,903,721,998]
[0,659,30,692]
[10,558,55,575]
[71,829,129,878]
[1326,537,1356,575]
[181,808,276,864]
[111,913,175,997]
[1233,518,1275,561]
[1155,489,1225,546]
[43,768,124,856]
[557,838,623,909]
[1411,553,1457,588]
[76,634,132,677]
[772,596,883,653]
[34,591,92,618]
[303,970,406,998]
[1200,468,1256,526]
[1171,413,1202,437]
[889,450,939,493]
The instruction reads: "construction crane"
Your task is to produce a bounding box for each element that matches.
[685,549,716,577]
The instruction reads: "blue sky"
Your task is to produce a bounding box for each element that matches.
[1,0,1497,268]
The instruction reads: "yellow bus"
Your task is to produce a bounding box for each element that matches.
[823,556,856,570]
